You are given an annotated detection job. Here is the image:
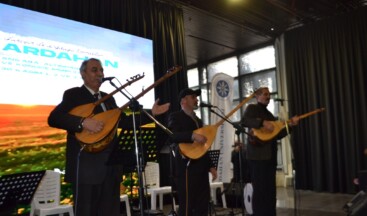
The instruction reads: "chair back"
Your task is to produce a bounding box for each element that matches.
[144,162,160,189]
[31,170,61,209]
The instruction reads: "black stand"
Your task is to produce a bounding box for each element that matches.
[0,170,45,215]
[208,150,220,169]
[291,147,299,216]
[277,99,298,216]
[166,144,178,216]
[225,141,247,216]
[233,130,247,216]
[208,150,220,216]
[208,108,249,216]
[107,79,173,216]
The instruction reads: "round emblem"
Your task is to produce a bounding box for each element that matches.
[215,80,230,98]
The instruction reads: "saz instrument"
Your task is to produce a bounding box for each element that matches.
[73,66,182,153]
[251,108,325,142]
[179,93,255,159]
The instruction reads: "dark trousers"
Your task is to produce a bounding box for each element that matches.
[248,159,277,216]
[174,158,210,216]
[176,168,210,216]
[72,168,121,216]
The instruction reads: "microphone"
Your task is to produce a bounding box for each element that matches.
[101,77,115,82]
[274,98,286,102]
[200,102,216,108]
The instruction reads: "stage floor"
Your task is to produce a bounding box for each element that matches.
[157,187,355,216]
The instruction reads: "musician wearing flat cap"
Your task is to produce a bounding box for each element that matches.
[167,88,217,216]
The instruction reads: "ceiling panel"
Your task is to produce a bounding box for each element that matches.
[170,0,367,67]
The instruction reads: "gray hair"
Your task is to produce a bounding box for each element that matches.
[79,58,102,73]
[255,87,269,97]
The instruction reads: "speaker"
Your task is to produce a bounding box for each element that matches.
[358,170,367,192]
[223,182,243,208]
[343,190,367,216]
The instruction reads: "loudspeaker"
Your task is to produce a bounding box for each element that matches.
[223,182,243,208]
[343,190,367,216]
[358,170,367,192]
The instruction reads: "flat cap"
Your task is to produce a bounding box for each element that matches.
[178,88,201,100]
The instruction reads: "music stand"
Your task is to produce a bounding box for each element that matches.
[0,170,45,215]
[106,127,151,171]
[207,150,221,215]
[208,150,220,169]
[107,126,162,214]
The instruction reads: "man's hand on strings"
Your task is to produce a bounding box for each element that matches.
[82,118,104,134]
[262,120,275,132]
[192,133,207,144]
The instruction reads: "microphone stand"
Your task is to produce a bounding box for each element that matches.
[108,80,175,216]
[208,107,248,216]
[108,80,145,216]
[166,144,178,216]
[277,100,299,216]
[289,137,299,216]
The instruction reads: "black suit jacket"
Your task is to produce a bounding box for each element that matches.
[167,109,214,177]
[167,109,214,215]
[241,103,289,161]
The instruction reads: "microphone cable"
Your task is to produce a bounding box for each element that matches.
[74,144,86,216]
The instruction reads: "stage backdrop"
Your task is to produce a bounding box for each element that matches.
[0,3,154,177]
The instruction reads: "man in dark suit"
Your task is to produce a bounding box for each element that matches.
[48,58,169,216]
[167,88,217,216]
[241,87,299,216]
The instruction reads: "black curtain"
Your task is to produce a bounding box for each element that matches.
[283,7,367,193]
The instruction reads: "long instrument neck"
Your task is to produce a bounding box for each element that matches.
[119,66,182,110]
[285,108,325,124]
[94,74,144,106]
[214,93,255,127]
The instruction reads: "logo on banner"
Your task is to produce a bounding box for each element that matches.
[215,80,230,98]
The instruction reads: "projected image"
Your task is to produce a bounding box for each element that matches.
[0,3,154,177]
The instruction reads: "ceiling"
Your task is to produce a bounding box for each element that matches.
[169,0,367,68]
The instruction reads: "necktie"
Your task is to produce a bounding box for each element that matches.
[93,93,104,113]
[93,93,99,101]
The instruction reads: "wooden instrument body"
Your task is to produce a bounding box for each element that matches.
[69,103,96,117]
[178,125,219,159]
[251,108,325,142]
[75,109,121,143]
[178,93,255,159]
[251,121,286,142]
[69,66,182,153]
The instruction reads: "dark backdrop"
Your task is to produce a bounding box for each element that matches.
[284,6,367,193]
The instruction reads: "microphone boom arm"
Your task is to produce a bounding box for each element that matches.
[209,108,248,135]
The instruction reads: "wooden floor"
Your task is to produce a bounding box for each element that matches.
[157,187,356,216]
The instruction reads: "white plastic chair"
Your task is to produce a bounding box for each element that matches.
[209,172,227,208]
[120,194,131,216]
[144,161,173,210]
[30,170,74,216]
